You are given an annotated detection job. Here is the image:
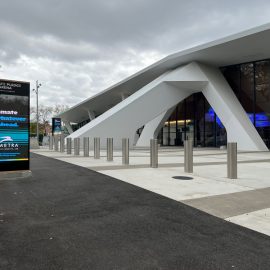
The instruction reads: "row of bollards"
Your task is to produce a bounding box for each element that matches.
[51,136,133,167]
[49,135,237,179]
[50,135,132,167]
[50,134,65,152]
[183,140,237,179]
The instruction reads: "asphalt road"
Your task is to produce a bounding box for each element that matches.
[0,153,270,270]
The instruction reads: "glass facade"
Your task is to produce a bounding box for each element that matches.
[255,61,270,148]
[158,59,270,149]
[158,92,227,147]
[222,60,270,148]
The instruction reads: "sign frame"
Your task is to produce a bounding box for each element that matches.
[0,79,30,171]
[52,117,62,136]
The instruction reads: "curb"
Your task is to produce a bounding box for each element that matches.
[0,170,32,180]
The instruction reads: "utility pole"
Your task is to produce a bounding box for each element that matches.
[33,80,42,145]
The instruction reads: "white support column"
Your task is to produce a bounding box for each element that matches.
[136,107,176,147]
[121,93,129,101]
[87,110,96,121]
[63,120,73,134]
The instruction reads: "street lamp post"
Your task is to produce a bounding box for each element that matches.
[33,80,42,145]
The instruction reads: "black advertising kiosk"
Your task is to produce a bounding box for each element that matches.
[0,79,30,171]
[52,117,62,135]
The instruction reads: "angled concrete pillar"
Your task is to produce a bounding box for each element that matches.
[136,107,176,147]
[121,93,129,101]
[66,63,205,148]
[63,120,73,135]
[199,64,267,151]
[87,110,96,121]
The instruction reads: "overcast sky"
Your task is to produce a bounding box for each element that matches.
[0,0,270,108]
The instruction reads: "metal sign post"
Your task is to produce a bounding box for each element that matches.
[0,79,30,171]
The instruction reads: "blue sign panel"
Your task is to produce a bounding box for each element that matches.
[0,79,30,171]
[52,117,61,135]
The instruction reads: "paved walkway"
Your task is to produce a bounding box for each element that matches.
[32,147,270,236]
[183,187,270,218]
[0,153,270,269]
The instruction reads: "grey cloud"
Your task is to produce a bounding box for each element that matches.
[2,0,270,56]
[0,0,270,108]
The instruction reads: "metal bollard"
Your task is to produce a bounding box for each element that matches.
[74,138,80,156]
[150,139,158,168]
[227,142,237,179]
[94,137,100,159]
[74,138,78,155]
[60,134,65,152]
[66,138,72,154]
[54,135,59,151]
[49,135,54,150]
[184,139,193,173]
[122,138,129,165]
[107,138,113,161]
[83,137,90,157]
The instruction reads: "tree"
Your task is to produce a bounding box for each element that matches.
[30,105,53,135]
[39,105,53,125]
[53,104,69,116]
[30,104,69,135]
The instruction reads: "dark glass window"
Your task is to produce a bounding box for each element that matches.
[163,117,169,146]
[255,60,270,148]
[222,65,241,99]
[185,95,194,141]
[169,109,176,146]
[216,115,227,147]
[241,63,255,123]
[204,101,215,147]
[157,128,163,145]
[175,101,185,146]
[194,93,205,147]
[159,94,227,148]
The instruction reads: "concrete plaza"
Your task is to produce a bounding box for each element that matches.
[1,153,270,269]
[32,146,270,236]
